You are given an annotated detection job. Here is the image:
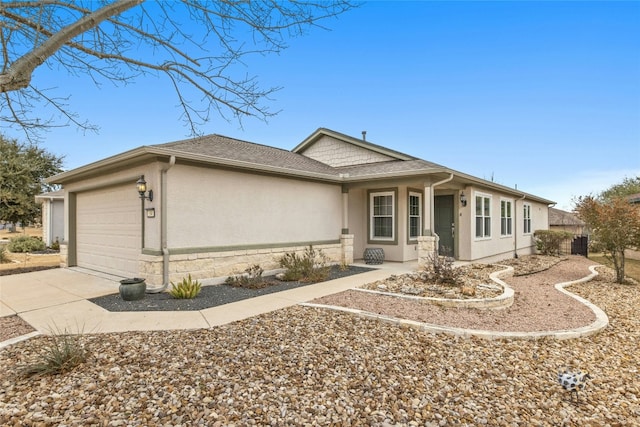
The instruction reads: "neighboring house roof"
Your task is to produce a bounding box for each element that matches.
[549,208,585,227]
[627,192,640,204]
[47,128,555,205]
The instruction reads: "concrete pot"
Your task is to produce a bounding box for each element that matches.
[119,278,146,301]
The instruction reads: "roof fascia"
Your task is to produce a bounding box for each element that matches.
[452,169,556,205]
[292,128,416,161]
[46,147,158,184]
[47,146,343,185]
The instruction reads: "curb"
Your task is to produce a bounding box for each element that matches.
[0,331,41,350]
[301,264,609,341]
[351,265,515,310]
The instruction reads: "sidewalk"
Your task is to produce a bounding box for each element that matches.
[0,262,417,336]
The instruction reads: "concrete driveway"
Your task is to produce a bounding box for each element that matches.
[0,264,415,336]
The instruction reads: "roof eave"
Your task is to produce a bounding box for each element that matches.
[47,146,343,185]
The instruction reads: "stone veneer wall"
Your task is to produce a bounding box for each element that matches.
[417,236,438,269]
[140,238,354,286]
[59,243,68,268]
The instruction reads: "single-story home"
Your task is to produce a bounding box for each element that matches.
[47,128,553,288]
[35,189,65,247]
[549,207,587,236]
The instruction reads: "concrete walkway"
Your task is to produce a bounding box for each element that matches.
[0,263,416,338]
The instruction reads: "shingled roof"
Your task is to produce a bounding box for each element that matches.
[46,129,555,205]
[152,134,338,177]
[549,208,585,226]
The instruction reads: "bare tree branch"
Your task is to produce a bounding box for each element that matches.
[0,0,357,141]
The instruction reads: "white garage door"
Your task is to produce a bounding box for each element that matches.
[76,184,141,278]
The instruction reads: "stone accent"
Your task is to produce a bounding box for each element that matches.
[139,242,344,286]
[417,236,438,269]
[59,243,68,268]
[340,234,354,265]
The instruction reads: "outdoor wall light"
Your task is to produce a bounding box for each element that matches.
[460,191,467,207]
[136,176,153,201]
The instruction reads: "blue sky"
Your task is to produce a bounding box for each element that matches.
[6,1,640,210]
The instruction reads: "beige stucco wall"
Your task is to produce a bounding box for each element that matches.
[165,164,343,249]
[347,185,423,263]
[458,186,549,263]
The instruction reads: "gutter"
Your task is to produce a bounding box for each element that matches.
[146,155,176,293]
[514,194,526,258]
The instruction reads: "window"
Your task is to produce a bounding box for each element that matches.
[408,191,422,240]
[475,194,491,238]
[500,199,513,236]
[523,203,532,234]
[370,191,395,241]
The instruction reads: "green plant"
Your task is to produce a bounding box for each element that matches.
[21,325,88,377]
[50,238,60,251]
[225,264,269,289]
[533,230,573,256]
[169,274,202,299]
[0,244,9,263]
[421,250,462,285]
[7,235,46,253]
[279,245,330,282]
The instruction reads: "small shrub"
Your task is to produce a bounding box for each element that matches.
[534,230,573,256]
[7,235,46,253]
[169,274,202,299]
[225,264,269,289]
[279,245,330,282]
[50,238,60,251]
[21,326,88,377]
[0,244,9,263]
[421,251,462,285]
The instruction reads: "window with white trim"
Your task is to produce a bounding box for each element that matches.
[500,199,513,236]
[370,191,395,241]
[523,203,532,234]
[475,194,491,238]
[408,191,422,240]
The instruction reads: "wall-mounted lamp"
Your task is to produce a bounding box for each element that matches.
[136,176,153,202]
[460,191,467,207]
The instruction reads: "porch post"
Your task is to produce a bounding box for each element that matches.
[423,182,432,236]
[341,186,349,234]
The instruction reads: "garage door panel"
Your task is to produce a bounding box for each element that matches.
[76,185,141,278]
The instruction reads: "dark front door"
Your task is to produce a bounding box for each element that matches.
[435,195,454,257]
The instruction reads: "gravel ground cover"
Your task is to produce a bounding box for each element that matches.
[0,315,35,341]
[1,261,639,425]
[89,265,374,312]
[314,256,597,332]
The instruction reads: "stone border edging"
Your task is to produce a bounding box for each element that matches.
[0,331,41,350]
[301,264,609,341]
[351,265,515,310]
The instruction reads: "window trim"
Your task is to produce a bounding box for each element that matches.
[474,192,492,240]
[407,189,423,243]
[500,198,513,237]
[523,203,532,235]
[368,188,398,244]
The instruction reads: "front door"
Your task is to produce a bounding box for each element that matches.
[434,195,454,257]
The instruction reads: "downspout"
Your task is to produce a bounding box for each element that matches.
[514,194,526,258]
[146,155,176,293]
[429,173,454,237]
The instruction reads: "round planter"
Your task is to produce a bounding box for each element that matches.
[363,247,385,265]
[119,278,146,301]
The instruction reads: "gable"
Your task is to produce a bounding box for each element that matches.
[299,134,398,167]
